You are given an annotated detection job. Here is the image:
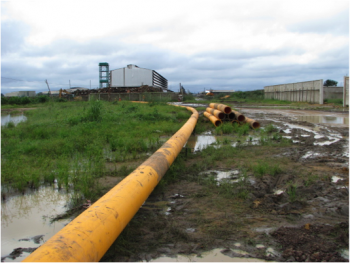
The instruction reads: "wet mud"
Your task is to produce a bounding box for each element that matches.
[9,105,347,262]
[101,106,348,262]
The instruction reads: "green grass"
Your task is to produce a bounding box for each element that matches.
[250,161,282,178]
[324,98,343,105]
[1,100,191,201]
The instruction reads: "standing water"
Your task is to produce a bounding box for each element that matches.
[1,185,73,262]
[1,113,27,127]
[296,115,349,125]
[150,248,268,262]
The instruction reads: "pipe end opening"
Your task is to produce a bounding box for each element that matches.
[237,115,245,122]
[215,120,222,127]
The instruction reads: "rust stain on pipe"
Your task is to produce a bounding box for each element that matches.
[23,106,198,262]
[209,103,231,114]
[204,111,222,127]
[205,107,225,120]
[244,117,261,129]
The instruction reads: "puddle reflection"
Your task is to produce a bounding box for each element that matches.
[185,135,217,152]
[1,113,27,126]
[296,115,349,125]
[1,186,72,261]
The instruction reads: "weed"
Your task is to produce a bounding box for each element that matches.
[216,123,234,134]
[251,161,282,178]
[222,137,230,145]
[234,123,250,136]
[287,183,297,202]
[6,121,15,128]
[304,173,319,187]
[263,124,277,133]
[84,100,103,122]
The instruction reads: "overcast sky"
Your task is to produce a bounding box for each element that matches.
[1,0,349,94]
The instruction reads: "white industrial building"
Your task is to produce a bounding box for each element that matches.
[110,64,168,90]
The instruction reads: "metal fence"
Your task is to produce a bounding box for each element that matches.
[264,79,324,104]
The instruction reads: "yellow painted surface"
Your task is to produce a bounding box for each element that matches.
[209,103,231,114]
[205,107,224,120]
[204,111,222,127]
[245,117,260,129]
[23,106,198,262]
[231,110,246,122]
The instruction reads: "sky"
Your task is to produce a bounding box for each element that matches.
[1,0,349,94]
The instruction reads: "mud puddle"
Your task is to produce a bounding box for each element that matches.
[1,185,73,262]
[198,169,255,186]
[296,115,349,125]
[1,113,27,127]
[185,134,218,152]
[150,247,268,262]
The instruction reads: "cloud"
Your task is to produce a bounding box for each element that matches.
[287,9,349,36]
[1,19,30,54]
[1,0,349,94]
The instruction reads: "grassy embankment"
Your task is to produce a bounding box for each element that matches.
[1,99,192,204]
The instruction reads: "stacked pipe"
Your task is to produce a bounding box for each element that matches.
[204,103,260,129]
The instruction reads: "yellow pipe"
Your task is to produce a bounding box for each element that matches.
[205,107,225,120]
[244,117,261,129]
[209,103,232,114]
[23,106,198,262]
[231,110,245,122]
[204,111,222,127]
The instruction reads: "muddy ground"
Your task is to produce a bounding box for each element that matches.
[5,105,348,262]
[100,106,349,262]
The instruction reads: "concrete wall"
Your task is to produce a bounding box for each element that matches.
[264,79,323,104]
[344,76,349,106]
[323,86,344,100]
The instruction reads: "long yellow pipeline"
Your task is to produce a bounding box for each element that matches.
[23,106,198,262]
[209,103,231,114]
[205,107,225,120]
[204,111,222,127]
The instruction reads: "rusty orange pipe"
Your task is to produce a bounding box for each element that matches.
[231,110,245,122]
[245,117,260,129]
[23,106,198,262]
[204,111,222,127]
[209,103,231,114]
[205,107,225,120]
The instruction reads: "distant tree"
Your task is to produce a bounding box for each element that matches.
[324,79,338,87]
[1,93,4,97]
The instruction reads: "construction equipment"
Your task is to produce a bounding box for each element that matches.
[59,89,71,98]
[205,89,214,96]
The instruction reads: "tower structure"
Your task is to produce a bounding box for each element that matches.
[99,62,109,89]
